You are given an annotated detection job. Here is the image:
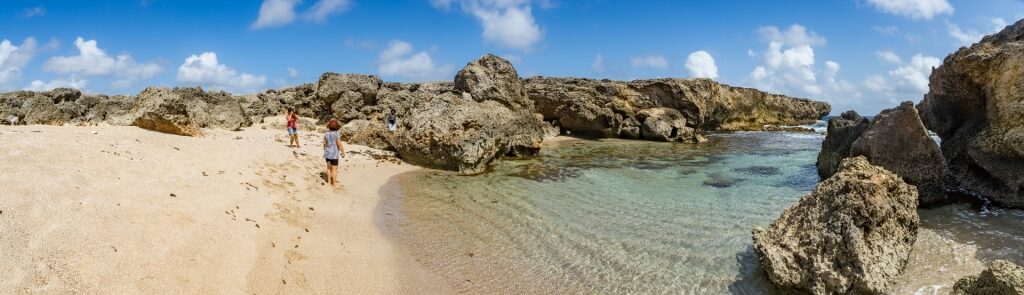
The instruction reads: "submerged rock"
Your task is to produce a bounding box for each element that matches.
[850,102,948,205]
[952,260,1024,295]
[817,110,870,179]
[917,18,1024,208]
[753,156,919,294]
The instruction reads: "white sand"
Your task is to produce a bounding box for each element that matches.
[0,125,450,294]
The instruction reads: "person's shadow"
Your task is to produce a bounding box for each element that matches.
[319,172,328,182]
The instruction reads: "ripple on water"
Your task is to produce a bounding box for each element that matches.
[381,132,1024,294]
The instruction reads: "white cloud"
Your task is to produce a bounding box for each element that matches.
[875,50,902,64]
[432,0,544,51]
[43,37,163,87]
[862,75,892,93]
[287,67,299,78]
[0,38,38,87]
[889,53,940,93]
[344,38,379,50]
[252,0,300,29]
[377,40,454,81]
[947,18,1011,46]
[630,55,668,69]
[22,6,46,18]
[748,24,859,104]
[685,50,718,79]
[177,52,267,90]
[590,54,605,74]
[866,0,953,20]
[24,77,87,92]
[305,0,352,22]
[252,0,351,29]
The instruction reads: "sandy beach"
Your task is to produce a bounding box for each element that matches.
[0,124,450,294]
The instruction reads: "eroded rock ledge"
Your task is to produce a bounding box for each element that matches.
[1,54,828,174]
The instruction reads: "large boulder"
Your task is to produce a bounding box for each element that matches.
[390,93,544,174]
[129,87,251,136]
[917,18,1024,208]
[454,54,532,110]
[316,73,382,121]
[850,102,948,205]
[636,108,702,142]
[817,110,871,179]
[752,156,920,294]
[952,260,1024,295]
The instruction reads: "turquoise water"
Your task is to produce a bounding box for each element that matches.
[381,132,823,294]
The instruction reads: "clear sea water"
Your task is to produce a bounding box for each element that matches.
[378,129,1023,294]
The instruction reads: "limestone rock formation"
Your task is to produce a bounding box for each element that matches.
[525,77,829,138]
[952,260,1024,295]
[454,54,532,110]
[817,111,871,179]
[917,18,1024,208]
[316,73,382,122]
[636,108,703,142]
[390,94,544,174]
[129,87,251,136]
[752,156,920,294]
[850,102,948,205]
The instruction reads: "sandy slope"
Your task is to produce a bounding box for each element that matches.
[0,125,449,294]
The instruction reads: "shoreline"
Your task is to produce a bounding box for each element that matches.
[0,125,449,293]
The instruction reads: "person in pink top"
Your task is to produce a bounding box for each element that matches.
[286,109,300,148]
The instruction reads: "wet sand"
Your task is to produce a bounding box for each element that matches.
[0,124,450,294]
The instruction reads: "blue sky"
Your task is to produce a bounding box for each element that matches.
[1,0,1021,114]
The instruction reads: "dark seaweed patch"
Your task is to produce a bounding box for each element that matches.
[733,166,781,176]
[703,174,742,188]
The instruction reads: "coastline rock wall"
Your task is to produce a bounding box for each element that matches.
[524,77,830,138]
[816,110,871,178]
[917,18,1024,208]
[753,156,920,294]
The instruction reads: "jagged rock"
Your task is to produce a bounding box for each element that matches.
[817,110,871,179]
[454,54,532,110]
[129,87,251,136]
[316,73,382,121]
[340,119,392,150]
[952,260,1024,295]
[243,83,318,122]
[637,108,697,142]
[74,94,134,125]
[752,156,919,294]
[850,102,948,205]
[917,18,1024,208]
[525,77,829,139]
[390,93,544,174]
[47,88,81,103]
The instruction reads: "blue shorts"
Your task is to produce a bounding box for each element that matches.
[287,127,297,135]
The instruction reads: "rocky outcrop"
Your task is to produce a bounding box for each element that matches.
[636,108,704,142]
[454,54,532,110]
[316,73,382,122]
[753,156,920,294]
[917,18,1024,208]
[389,94,544,174]
[0,88,132,126]
[817,111,871,178]
[850,102,948,205]
[952,260,1024,295]
[129,87,251,136]
[525,77,829,138]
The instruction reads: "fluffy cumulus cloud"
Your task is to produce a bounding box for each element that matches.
[0,38,38,87]
[177,52,267,90]
[866,0,954,20]
[24,77,88,92]
[43,37,163,88]
[685,50,718,79]
[630,55,668,69]
[377,40,454,81]
[748,24,861,110]
[431,0,544,51]
[252,0,351,29]
[862,53,941,106]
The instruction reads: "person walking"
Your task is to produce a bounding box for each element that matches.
[323,119,346,187]
[286,109,300,147]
